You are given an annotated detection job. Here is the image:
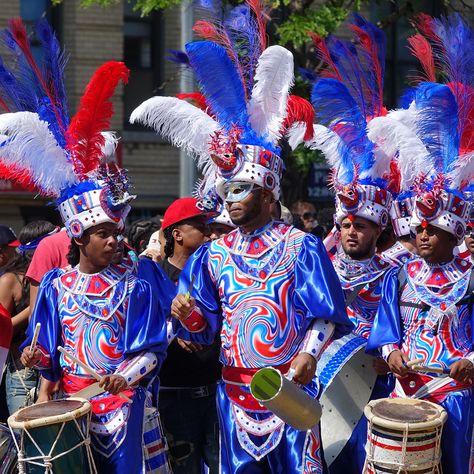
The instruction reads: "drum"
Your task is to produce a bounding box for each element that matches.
[364,398,448,474]
[316,332,378,466]
[8,398,97,474]
[0,423,17,474]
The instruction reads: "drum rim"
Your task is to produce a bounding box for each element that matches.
[7,397,91,430]
[364,399,448,431]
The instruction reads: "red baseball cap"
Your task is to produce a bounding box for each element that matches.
[162,198,209,231]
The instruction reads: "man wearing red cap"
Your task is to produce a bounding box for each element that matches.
[145,197,221,474]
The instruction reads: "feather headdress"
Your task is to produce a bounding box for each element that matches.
[131,0,301,205]
[0,19,133,237]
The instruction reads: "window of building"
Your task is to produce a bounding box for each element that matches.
[123,4,164,130]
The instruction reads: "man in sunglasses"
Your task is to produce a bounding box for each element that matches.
[291,200,325,237]
[170,142,351,473]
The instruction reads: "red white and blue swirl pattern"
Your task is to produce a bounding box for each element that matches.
[209,229,306,368]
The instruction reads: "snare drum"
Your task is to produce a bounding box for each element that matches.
[8,398,97,474]
[364,398,447,474]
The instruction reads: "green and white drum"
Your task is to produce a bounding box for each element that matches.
[8,398,97,474]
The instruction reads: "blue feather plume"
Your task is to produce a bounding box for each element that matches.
[415,82,459,174]
[0,57,37,111]
[167,49,190,65]
[35,18,69,131]
[185,40,249,133]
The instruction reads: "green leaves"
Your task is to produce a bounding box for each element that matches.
[277,6,348,48]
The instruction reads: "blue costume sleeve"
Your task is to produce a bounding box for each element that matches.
[175,243,222,344]
[22,269,62,382]
[124,277,169,371]
[366,266,403,354]
[137,258,177,304]
[293,234,353,336]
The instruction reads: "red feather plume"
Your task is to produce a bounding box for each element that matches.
[283,96,315,141]
[308,32,342,81]
[386,160,401,194]
[0,160,39,193]
[407,34,436,83]
[176,92,210,113]
[246,0,267,52]
[66,61,129,177]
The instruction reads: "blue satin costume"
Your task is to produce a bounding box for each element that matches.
[367,258,474,474]
[328,253,395,474]
[174,221,351,474]
[23,263,169,473]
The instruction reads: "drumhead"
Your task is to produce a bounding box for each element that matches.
[365,398,447,431]
[8,398,91,430]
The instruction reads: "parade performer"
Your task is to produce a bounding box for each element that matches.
[289,16,397,472]
[0,18,169,472]
[367,14,474,473]
[130,2,351,472]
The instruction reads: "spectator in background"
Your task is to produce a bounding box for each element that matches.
[208,209,235,240]
[0,225,20,273]
[291,200,325,238]
[0,220,57,414]
[155,197,220,474]
[126,219,161,256]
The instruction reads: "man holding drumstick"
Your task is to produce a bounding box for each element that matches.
[368,84,474,474]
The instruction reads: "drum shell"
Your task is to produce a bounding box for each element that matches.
[22,416,92,474]
[364,399,447,474]
[250,367,322,431]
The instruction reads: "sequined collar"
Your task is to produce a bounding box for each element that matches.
[59,263,130,296]
[334,252,392,289]
[222,220,291,258]
[405,256,472,309]
[380,241,414,267]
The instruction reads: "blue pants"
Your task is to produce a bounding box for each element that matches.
[91,388,146,473]
[217,382,323,474]
[5,362,38,416]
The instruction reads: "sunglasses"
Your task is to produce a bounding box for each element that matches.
[301,212,317,220]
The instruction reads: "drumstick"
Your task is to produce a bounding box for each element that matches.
[410,365,450,375]
[405,358,424,368]
[29,323,41,352]
[184,274,196,302]
[58,346,132,402]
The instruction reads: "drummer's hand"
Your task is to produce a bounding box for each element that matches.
[176,338,203,353]
[99,374,128,395]
[373,358,390,375]
[290,353,317,385]
[449,359,474,384]
[171,294,195,321]
[387,350,410,378]
[20,347,41,368]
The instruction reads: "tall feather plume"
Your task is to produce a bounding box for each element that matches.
[0,159,37,192]
[247,45,294,143]
[35,18,69,131]
[246,0,266,53]
[130,96,221,173]
[185,41,249,134]
[407,34,436,83]
[306,124,354,185]
[415,82,459,174]
[448,151,474,190]
[311,78,374,177]
[368,116,431,191]
[7,19,67,133]
[67,61,129,176]
[0,112,77,195]
[308,32,342,81]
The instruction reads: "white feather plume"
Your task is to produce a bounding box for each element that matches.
[248,46,294,144]
[305,124,344,168]
[286,123,307,150]
[448,151,474,189]
[100,131,120,163]
[130,96,221,172]
[386,103,417,131]
[0,111,78,195]
[368,116,431,191]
